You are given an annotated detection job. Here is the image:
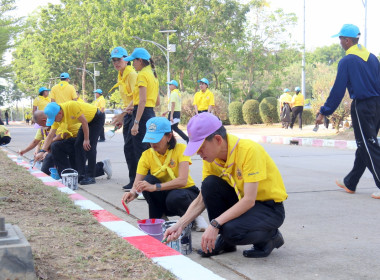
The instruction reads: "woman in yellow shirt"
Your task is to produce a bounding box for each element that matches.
[33,87,51,113]
[122,48,159,191]
[123,117,207,229]
[290,87,304,129]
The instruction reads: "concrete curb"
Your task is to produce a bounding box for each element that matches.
[233,133,357,150]
[2,148,225,280]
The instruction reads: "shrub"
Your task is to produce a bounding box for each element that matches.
[302,109,314,125]
[242,99,262,124]
[228,101,244,125]
[259,97,279,124]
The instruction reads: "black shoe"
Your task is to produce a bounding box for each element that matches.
[243,230,284,258]
[79,177,96,185]
[122,181,133,191]
[197,236,236,258]
[98,139,105,142]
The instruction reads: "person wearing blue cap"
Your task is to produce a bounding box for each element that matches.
[122,47,159,191]
[279,88,292,129]
[93,89,106,142]
[50,73,78,104]
[163,80,189,143]
[35,101,105,185]
[109,46,138,190]
[316,24,380,200]
[122,117,207,229]
[33,87,51,113]
[193,78,215,114]
[289,87,304,130]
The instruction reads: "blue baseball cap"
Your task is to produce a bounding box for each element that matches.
[295,86,301,92]
[142,117,172,143]
[166,80,179,87]
[332,24,361,38]
[124,48,151,62]
[197,78,209,85]
[39,87,51,94]
[60,72,70,79]
[93,89,103,94]
[44,102,61,126]
[283,88,290,93]
[110,46,128,58]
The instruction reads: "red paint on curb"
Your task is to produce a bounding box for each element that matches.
[312,139,324,147]
[334,140,347,149]
[124,235,181,258]
[69,193,87,200]
[90,210,123,222]
[33,172,49,177]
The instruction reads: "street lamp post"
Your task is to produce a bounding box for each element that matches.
[361,0,367,47]
[72,67,95,100]
[86,61,102,100]
[133,29,177,104]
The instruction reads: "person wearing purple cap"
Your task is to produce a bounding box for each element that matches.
[164,113,288,258]
[122,117,207,230]
[193,78,215,114]
[316,24,380,200]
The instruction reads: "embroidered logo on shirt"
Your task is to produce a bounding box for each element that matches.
[236,168,243,180]
[248,172,259,176]
[70,116,75,119]
[169,159,176,168]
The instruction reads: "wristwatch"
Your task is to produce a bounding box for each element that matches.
[156,183,162,191]
[134,120,139,125]
[39,149,46,153]
[210,219,221,229]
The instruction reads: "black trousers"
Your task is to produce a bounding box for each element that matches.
[142,175,200,219]
[51,138,77,176]
[0,136,11,145]
[41,153,55,175]
[123,113,135,183]
[343,97,380,191]
[99,116,105,141]
[128,106,155,178]
[290,106,303,129]
[75,110,105,177]
[198,110,208,113]
[202,175,285,246]
[168,111,189,142]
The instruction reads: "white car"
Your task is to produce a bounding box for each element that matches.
[105,109,123,124]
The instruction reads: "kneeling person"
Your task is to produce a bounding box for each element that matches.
[123,117,203,224]
[164,113,288,258]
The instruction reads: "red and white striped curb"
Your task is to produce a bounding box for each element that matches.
[3,149,224,280]
[234,134,357,150]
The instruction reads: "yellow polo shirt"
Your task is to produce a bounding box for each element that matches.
[280,93,292,104]
[292,94,304,107]
[137,143,195,189]
[118,66,138,108]
[95,95,106,110]
[56,123,81,139]
[202,134,287,202]
[0,125,11,137]
[132,65,159,107]
[51,101,97,130]
[169,89,182,112]
[193,88,215,111]
[33,96,51,111]
[50,81,78,104]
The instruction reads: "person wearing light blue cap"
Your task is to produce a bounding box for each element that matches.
[163,80,189,143]
[109,46,138,190]
[316,24,380,200]
[33,87,51,113]
[279,88,292,129]
[121,47,159,191]
[193,78,215,114]
[289,86,304,129]
[50,72,78,104]
[122,117,207,230]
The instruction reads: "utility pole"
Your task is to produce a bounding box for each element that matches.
[301,0,306,99]
[86,61,102,100]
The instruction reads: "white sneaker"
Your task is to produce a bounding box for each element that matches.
[194,216,208,232]
[102,159,112,179]
[371,190,380,199]
[137,193,145,200]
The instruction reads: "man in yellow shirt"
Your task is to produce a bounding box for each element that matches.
[35,101,105,185]
[94,89,106,142]
[164,113,287,259]
[193,78,215,114]
[279,88,292,129]
[109,46,138,190]
[33,87,51,113]
[50,73,78,104]
[290,86,304,129]
[25,111,32,125]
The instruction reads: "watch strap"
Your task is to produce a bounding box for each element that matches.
[156,183,162,191]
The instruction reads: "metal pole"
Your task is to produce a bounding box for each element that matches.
[93,63,96,101]
[167,33,171,106]
[364,0,367,47]
[301,0,306,99]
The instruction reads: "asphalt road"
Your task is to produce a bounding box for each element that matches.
[5,124,380,280]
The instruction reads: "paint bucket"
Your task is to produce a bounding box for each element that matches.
[49,167,60,180]
[61,168,78,190]
[137,219,165,241]
[163,221,192,255]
